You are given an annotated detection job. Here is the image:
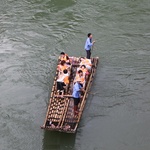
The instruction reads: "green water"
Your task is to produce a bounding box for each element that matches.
[0,0,150,150]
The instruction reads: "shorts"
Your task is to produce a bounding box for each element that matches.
[57,82,66,91]
[73,98,80,106]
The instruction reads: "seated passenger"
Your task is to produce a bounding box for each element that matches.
[80,57,92,71]
[59,52,70,64]
[57,60,69,74]
[77,65,89,76]
[74,70,85,87]
[69,57,79,65]
[77,65,90,80]
[56,69,69,96]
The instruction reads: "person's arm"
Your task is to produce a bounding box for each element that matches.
[87,38,93,47]
[78,84,85,92]
[85,38,92,50]
[92,40,95,45]
[87,38,95,50]
[80,87,85,92]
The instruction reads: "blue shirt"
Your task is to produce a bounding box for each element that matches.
[72,82,82,98]
[84,37,93,51]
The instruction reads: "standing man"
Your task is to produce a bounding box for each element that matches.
[72,79,84,115]
[84,33,95,59]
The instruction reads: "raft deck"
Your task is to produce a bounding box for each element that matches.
[41,57,99,133]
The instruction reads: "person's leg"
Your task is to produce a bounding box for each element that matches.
[74,98,80,115]
[57,82,64,95]
[86,50,91,59]
[86,50,89,59]
[89,50,91,59]
[74,105,78,113]
[57,82,61,91]
[59,82,65,95]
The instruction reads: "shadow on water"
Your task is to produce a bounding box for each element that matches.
[42,130,76,150]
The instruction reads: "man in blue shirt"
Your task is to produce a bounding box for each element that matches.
[72,79,84,115]
[84,33,95,59]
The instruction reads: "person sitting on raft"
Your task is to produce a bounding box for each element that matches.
[57,60,70,75]
[74,70,85,88]
[79,57,92,71]
[77,65,90,80]
[56,69,69,96]
[59,52,70,64]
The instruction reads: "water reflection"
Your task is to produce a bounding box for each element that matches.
[42,130,76,150]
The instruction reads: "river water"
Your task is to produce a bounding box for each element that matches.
[0,0,150,150]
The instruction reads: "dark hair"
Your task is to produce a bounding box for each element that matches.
[60,60,66,65]
[79,57,85,62]
[66,55,69,60]
[60,52,65,55]
[63,69,68,74]
[81,65,86,68]
[87,33,91,37]
[78,70,83,74]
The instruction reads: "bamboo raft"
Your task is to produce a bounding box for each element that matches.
[41,56,99,133]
